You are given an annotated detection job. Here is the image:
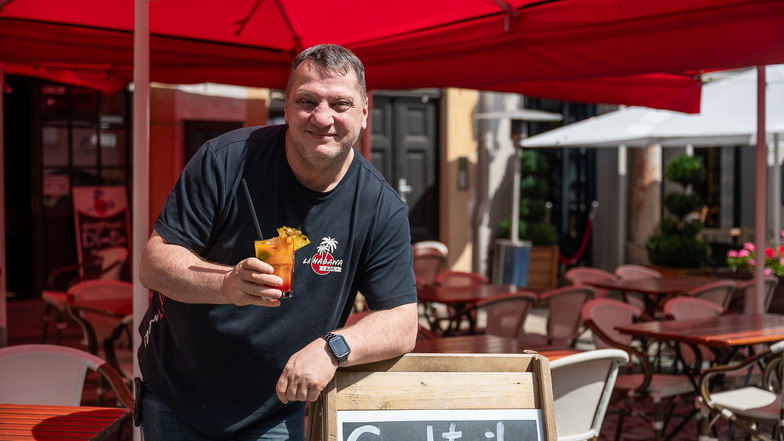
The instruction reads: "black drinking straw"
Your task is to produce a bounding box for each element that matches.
[241,179,264,240]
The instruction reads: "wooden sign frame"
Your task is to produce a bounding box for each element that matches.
[307,353,556,441]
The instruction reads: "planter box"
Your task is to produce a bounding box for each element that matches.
[528,245,559,291]
[646,264,714,278]
[715,269,784,314]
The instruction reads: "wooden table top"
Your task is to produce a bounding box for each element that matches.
[0,403,130,441]
[585,276,732,295]
[416,283,525,304]
[615,313,784,349]
[413,334,580,360]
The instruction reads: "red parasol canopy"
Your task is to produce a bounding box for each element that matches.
[3,0,783,112]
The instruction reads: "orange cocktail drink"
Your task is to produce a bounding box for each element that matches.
[255,236,295,297]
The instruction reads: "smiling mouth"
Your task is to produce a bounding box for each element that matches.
[309,131,336,138]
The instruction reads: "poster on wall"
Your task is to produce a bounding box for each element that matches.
[72,186,131,279]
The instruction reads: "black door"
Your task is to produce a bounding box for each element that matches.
[370,94,439,242]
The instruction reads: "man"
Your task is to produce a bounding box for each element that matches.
[137,44,419,440]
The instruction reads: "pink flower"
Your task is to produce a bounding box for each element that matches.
[765,268,772,277]
[743,242,755,252]
[727,250,739,258]
[739,249,751,258]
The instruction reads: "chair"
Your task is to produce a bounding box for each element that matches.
[0,344,135,409]
[103,314,135,383]
[697,340,784,441]
[581,298,694,441]
[412,248,448,288]
[614,264,662,311]
[663,296,725,372]
[685,280,738,310]
[549,349,630,441]
[43,246,130,344]
[519,286,595,350]
[66,279,134,356]
[734,276,780,313]
[412,240,449,257]
[445,292,538,338]
[565,267,618,298]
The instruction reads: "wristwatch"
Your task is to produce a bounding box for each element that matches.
[322,332,351,366]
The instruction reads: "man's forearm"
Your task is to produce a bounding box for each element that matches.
[139,231,232,304]
[337,303,419,365]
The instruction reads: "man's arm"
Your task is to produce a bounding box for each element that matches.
[138,229,287,306]
[276,302,419,403]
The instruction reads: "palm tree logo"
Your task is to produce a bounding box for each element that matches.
[311,237,338,275]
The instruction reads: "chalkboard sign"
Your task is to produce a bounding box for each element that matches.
[308,353,556,441]
[339,409,543,441]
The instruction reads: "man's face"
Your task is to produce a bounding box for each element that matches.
[284,60,368,164]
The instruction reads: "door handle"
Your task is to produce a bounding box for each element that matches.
[397,178,412,203]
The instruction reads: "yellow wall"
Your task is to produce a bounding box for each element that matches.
[441,88,479,272]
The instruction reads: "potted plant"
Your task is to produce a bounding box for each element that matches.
[726,233,784,278]
[645,154,710,269]
[498,149,559,290]
[724,232,784,313]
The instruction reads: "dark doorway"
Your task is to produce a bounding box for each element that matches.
[370,93,439,243]
[3,77,34,298]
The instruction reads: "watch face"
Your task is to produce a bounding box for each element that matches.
[329,336,351,358]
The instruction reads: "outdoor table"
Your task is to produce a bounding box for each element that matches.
[0,403,131,440]
[615,313,784,351]
[416,283,521,333]
[615,313,784,385]
[584,276,732,315]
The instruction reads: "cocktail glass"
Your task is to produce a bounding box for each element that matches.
[255,236,295,298]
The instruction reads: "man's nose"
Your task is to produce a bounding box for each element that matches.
[310,102,334,126]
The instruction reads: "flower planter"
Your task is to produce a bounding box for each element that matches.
[715,269,784,314]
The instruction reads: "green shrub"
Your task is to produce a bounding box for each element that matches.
[646,234,709,267]
[646,154,709,268]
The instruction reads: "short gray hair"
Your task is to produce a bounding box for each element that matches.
[287,44,367,99]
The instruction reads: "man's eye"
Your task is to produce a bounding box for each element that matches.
[333,102,353,112]
[297,99,316,110]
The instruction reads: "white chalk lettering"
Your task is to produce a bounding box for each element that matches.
[346,425,381,441]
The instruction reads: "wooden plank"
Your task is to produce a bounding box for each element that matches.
[335,372,539,410]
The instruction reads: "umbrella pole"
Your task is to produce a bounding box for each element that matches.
[132,2,150,440]
[752,65,767,314]
[0,65,6,347]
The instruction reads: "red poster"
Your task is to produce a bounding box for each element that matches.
[72,186,131,278]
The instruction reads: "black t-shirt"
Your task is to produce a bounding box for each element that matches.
[138,124,417,437]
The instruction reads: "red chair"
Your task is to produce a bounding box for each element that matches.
[412,248,448,288]
[614,264,662,310]
[519,286,595,350]
[581,298,694,441]
[565,267,617,298]
[445,291,538,338]
[685,280,738,310]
